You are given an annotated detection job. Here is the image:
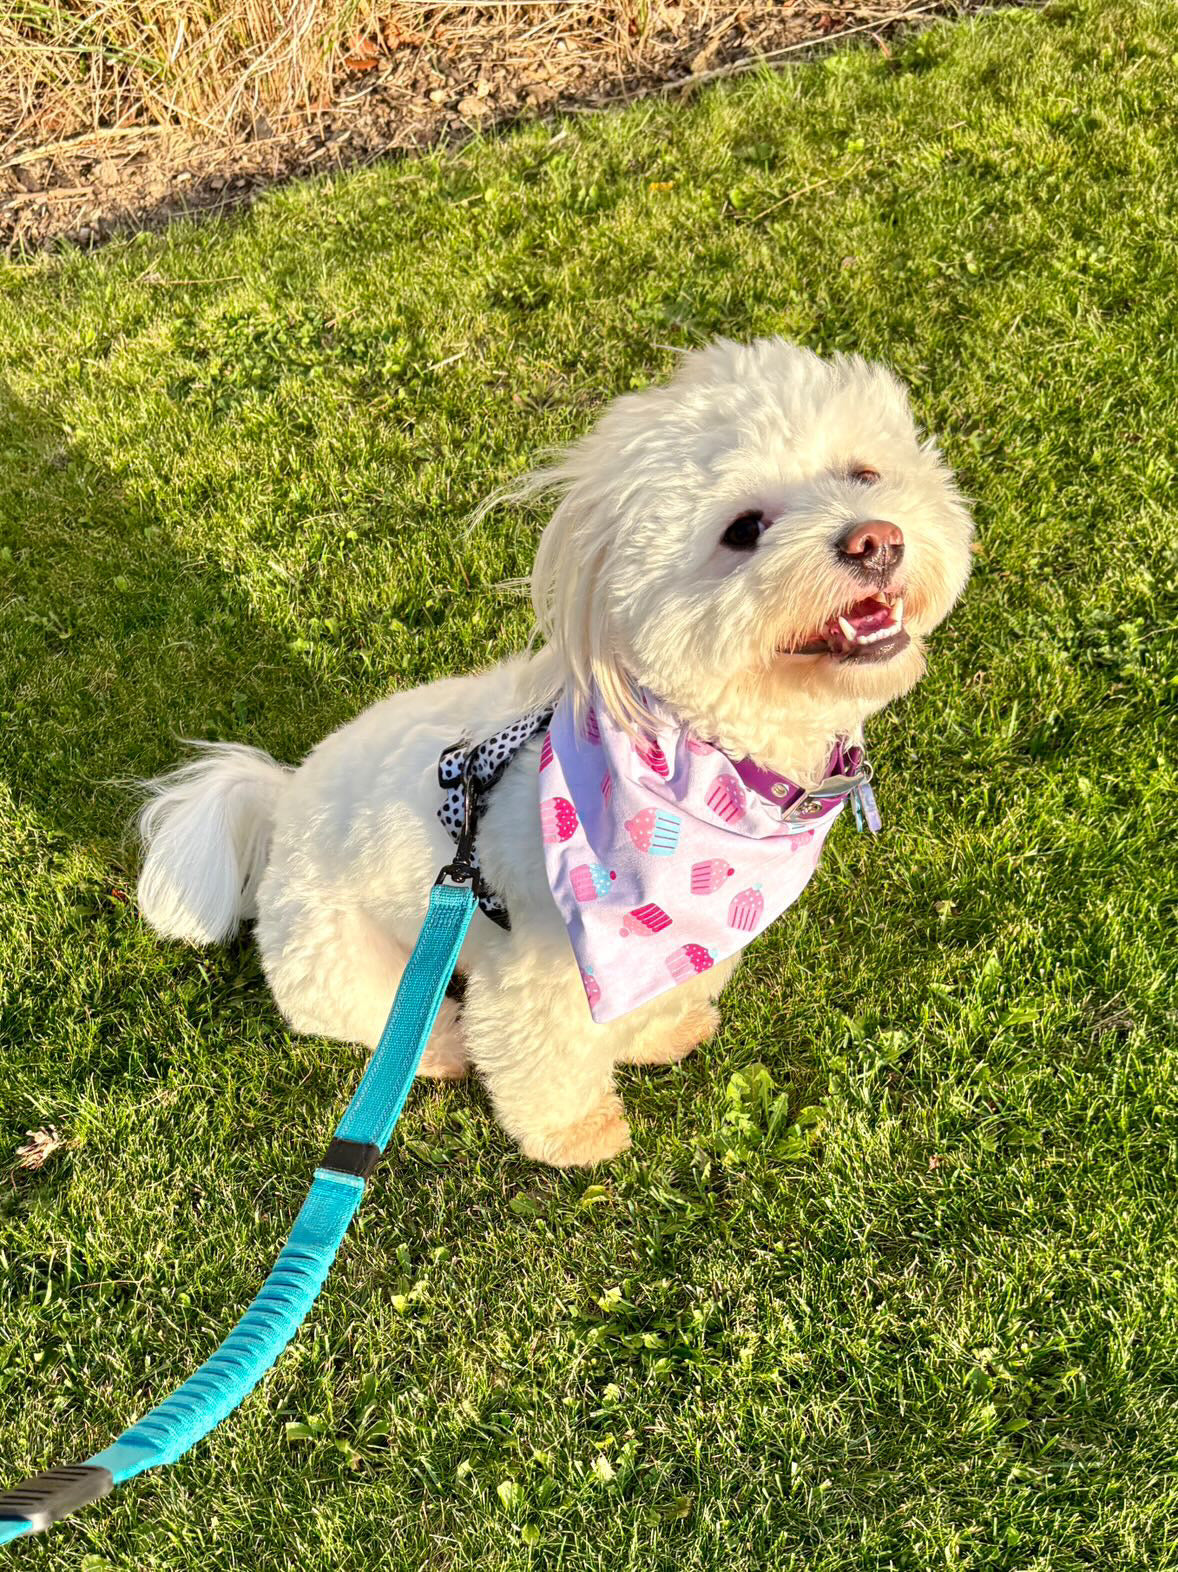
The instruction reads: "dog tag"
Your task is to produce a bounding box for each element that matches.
[852,780,882,834]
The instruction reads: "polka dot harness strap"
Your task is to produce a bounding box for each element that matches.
[437,707,555,929]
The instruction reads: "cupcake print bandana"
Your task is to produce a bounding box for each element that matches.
[539,688,843,1024]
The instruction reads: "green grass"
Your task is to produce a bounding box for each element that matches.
[2,2,1177,1566]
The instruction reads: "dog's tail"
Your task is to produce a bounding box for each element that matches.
[136,742,292,945]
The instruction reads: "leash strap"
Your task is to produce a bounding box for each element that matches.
[0,879,477,1545]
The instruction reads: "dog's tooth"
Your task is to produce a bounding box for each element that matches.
[838,615,859,643]
[894,597,904,628]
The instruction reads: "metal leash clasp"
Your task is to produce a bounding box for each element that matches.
[434,751,483,892]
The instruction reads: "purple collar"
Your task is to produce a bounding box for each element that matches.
[730,739,867,822]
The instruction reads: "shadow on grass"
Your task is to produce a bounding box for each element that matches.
[0,376,355,849]
[0,376,521,1210]
[0,376,371,1128]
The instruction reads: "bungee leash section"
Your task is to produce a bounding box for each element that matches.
[0,767,484,1547]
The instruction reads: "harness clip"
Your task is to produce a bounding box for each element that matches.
[434,751,483,893]
[434,859,482,892]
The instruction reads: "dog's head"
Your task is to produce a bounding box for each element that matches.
[529,338,973,757]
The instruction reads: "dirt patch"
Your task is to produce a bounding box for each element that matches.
[1,2,990,255]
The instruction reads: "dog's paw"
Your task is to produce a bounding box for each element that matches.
[417,1043,470,1079]
[621,1002,720,1066]
[527,1096,631,1168]
[413,1000,470,1080]
[416,1030,470,1080]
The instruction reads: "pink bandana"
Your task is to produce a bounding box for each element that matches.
[539,690,849,1023]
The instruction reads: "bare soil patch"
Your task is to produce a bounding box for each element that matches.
[1,2,989,254]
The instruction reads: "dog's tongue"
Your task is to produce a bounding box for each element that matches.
[789,593,904,656]
[831,596,891,638]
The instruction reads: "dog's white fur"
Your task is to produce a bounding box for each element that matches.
[137,338,973,1166]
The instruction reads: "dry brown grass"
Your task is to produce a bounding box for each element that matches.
[0,2,733,157]
[2,0,375,151]
[1,1,969,250]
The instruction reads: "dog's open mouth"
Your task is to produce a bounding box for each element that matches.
[783,591,910,663]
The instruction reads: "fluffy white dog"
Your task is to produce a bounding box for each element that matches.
[137,338,972,1167]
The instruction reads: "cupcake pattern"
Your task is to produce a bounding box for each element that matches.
[581,967,602,1010]
[727,886,765,932]
[620,903,672,938]
[691,858,734,895]
[539,686,850,1024]
[666,943,716,982]
[540,796,579,844]
[571,862,617,902]
[625,808,681,856]
[634,734,671,778]
[706,774,746,824]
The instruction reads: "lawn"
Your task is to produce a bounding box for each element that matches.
[2,2,1177,1567]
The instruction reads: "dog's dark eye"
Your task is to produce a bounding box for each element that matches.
[721,511,766,551]
[851,466,881,484]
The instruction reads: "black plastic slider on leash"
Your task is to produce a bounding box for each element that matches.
[320,1137,381,1179]
[0,1465,114,1534]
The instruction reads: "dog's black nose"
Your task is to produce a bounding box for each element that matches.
[836,519,904,580]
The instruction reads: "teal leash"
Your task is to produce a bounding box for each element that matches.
[0,821,480,1544]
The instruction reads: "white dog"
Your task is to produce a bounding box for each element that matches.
[137,338,973,1167]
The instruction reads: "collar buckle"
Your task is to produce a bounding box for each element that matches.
[781,794,834,824]
[779,761,872,823]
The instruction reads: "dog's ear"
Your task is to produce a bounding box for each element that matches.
[529,476,648,735]
[474,450,640,729]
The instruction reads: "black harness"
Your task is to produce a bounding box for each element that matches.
[436,707,553,929]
